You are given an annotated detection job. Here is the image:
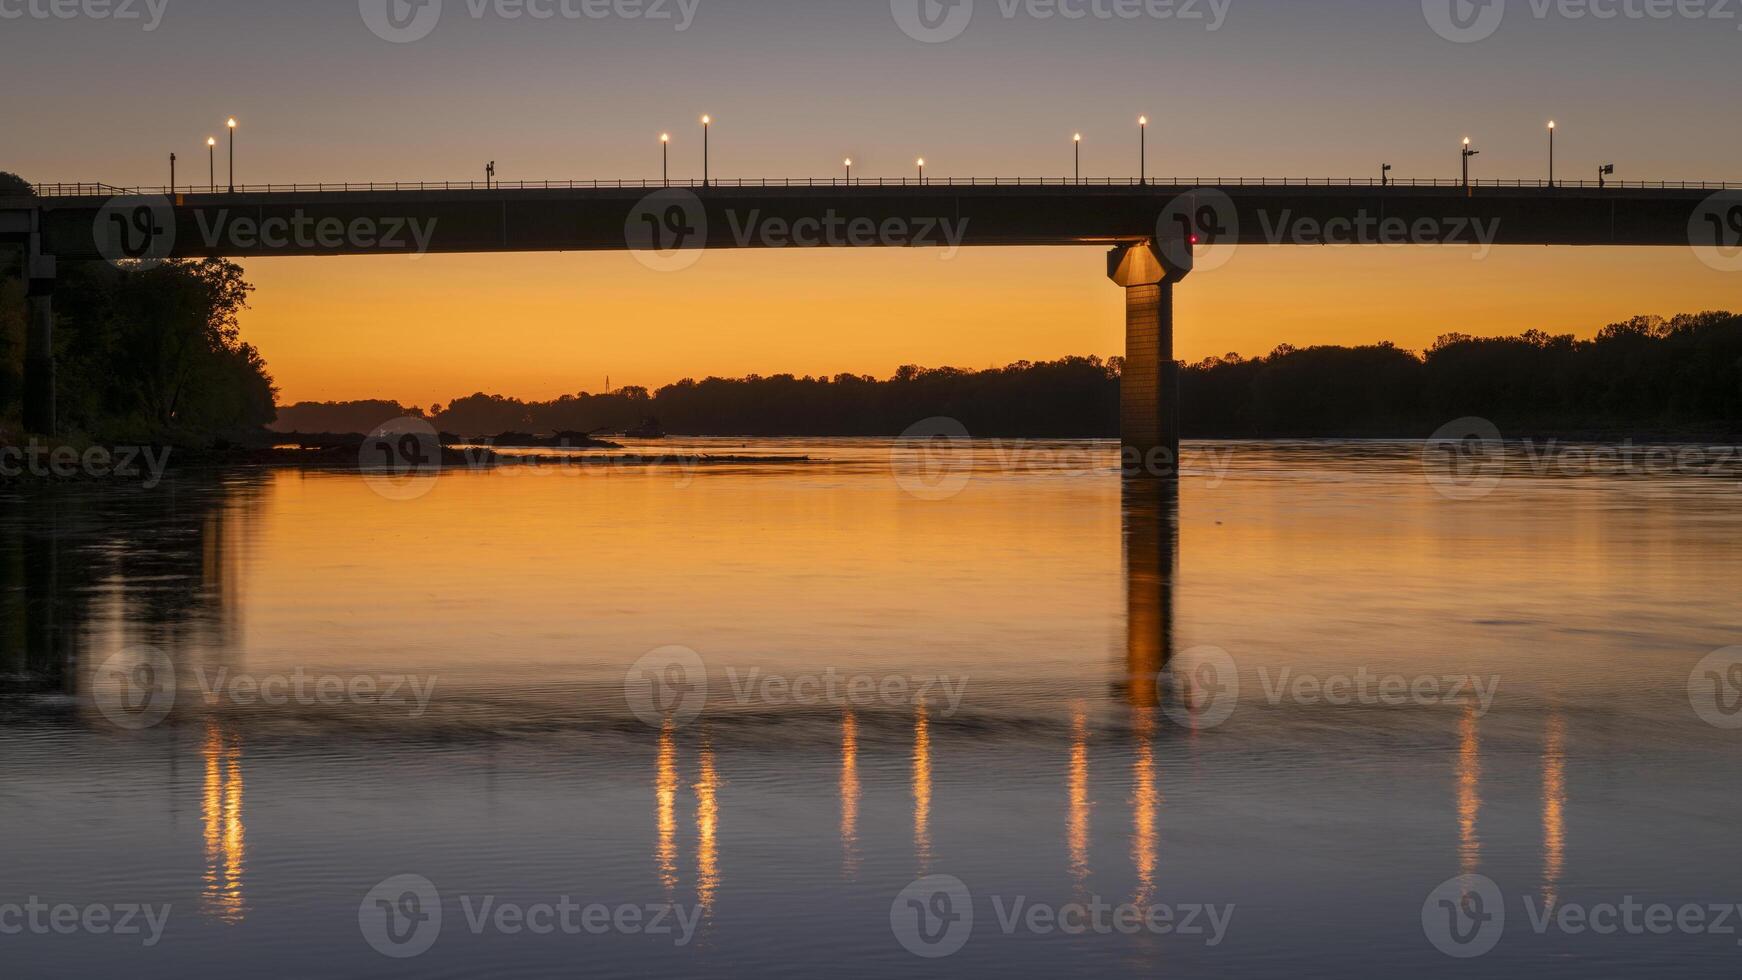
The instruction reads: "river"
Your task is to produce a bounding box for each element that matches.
[2,438,1739,978]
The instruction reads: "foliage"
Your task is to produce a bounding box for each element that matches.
[280,312,1742,439]
[6,258,277,441]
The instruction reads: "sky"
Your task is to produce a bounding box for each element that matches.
[3,0,1739,405]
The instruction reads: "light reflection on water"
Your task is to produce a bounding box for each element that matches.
[201,717,246,925]
[912,701,932,876]
[2,438,1740,978]
[1541,710,1567,912]
[656,719,679,898]
[1068,706,1092,898]
[1131,706,1158,909]
[841,709,861,880]
[1457,703,1483,879]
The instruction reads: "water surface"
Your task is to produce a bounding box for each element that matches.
[2,439,1739,978]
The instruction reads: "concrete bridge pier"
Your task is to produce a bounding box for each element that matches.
[1109,240,1191,475]
[23,245,57,437]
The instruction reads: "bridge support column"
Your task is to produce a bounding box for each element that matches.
[23,243,57,437]
[1110,240,1190,475]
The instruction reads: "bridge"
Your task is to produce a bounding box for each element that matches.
[5,178,1737,465]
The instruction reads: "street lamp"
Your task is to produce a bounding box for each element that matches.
[486,160,496,189]
[1382,163,1393,187]
[917,158,925,184]
[169,153,176,195]
[1461,137,1479,191]
[207,137,216,193]
[844,158,852,184]
[1598,163,1615,189]
[661,134,670,187]
[1074,133,1082,183]
[227,118,237,193]
[1548,121,1556,187]
[1139,116,1148,185]
[701,115,711,188]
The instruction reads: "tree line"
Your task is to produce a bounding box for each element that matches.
[274,311,1742,440]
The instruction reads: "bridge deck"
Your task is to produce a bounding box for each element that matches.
[5,181,1733,259]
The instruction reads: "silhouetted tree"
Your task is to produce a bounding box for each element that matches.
[47,258,276,440]
[269,313,1742,440]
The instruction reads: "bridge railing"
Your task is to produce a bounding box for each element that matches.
[25,176,1742,198]
[22,182,139,198]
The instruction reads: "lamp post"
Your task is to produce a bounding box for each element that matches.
[1461,137,1479,191]
[1598,163,1614,189]
[486,160,496,189]
[844,158,852,185]
[917,158,925,185]
[227,118,237,193]
[701,115,711,188]
[207,137,216,192]
[661,135,670,187]
[1138,116,1148,185]
[1548,121,1556,187]
[1382,163,1393,187]
[1074,133,1082,183]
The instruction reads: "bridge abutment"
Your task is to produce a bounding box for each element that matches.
[1109,240,1190,475]
[24,283,54,437]
[23,232,57,437]
[22,224,57,435]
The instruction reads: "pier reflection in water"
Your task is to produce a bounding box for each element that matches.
[1122,477,1179,709]
[1122,477,1175,909]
